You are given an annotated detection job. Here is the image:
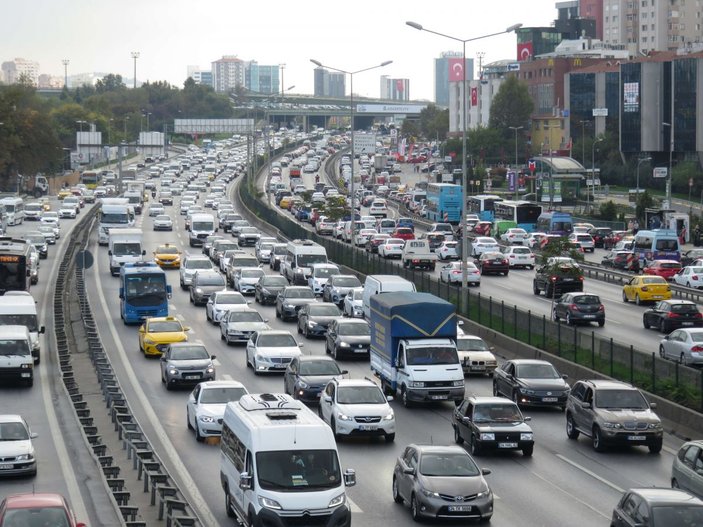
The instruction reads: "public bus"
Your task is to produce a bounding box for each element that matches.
[492,200,543,234]
[119,262,172,324]
[0,237,32,295]
[535,211,574,236]
[466,194,503,221]
[633,229,680,264]
[79,170,101,189]
[425,183,463,224]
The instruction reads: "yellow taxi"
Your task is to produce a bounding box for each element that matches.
[279,195,293,209]
[57,188,72,200]
[153,243,181,269]
[39,197,52,211]
[622,275,672,305]
[138,316,190,356]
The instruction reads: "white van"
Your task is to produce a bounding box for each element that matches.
[0,294,45,363]
[362,275,416,319]
[189,213,217,247]
[0,325,35,386]
[220,393,356,527]
[281,240,327,285]
[0,197,25,226]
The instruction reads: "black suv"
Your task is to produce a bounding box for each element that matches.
[533,261,584,297]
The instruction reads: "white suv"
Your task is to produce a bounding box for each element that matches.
[369,199,388,218]
[319,378,395,442]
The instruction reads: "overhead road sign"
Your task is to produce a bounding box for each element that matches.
[174,119,254,134]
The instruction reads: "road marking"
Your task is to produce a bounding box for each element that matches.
[212,359,221,367]
[347,497,363,513]
[94,252,220,526]
[663,445,677,456]
[555,453,624,493]
[220,374,233,381]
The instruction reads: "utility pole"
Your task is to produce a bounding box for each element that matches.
[131,51,140,89]
[62,59,69,88]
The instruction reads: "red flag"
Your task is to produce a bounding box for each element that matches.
[448,58,464,81]
[517,42,533,61]
[396,79,404,92]
[471,87,478,106]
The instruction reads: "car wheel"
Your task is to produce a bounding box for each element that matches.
[566,413,580,439]
[332,345,339,360]
[297,322,302,334]
[275,308,281,319]
[252,357,260,376]
[643,316,650,329]
[649,440,663,454]
[385,433,395,443]
[303,325,309,338]
[492,382,499,396]
[598,320,605,327]
[592,426,606,452]
[659,345,666,359]
[195,423,203,442]
[410,494,421,522]
[440,274,445,283]
[206,310,211,322]
[566,313,573,326]
[512,390,520,405]
[470,435,481,456]
[680,353,687,366]
[401,386,411,408]
[522,445,534,457]
[622,291,629,303]
[330,418,339,439]
[224,485,235,518]
[187,410,193,430]
[660,320,668,334]
[635,294,642,306]
[672,478,679,488]
[533,282,540,295]
[553,309,559,322]
[453,425,463,444]
[392,476,403,504]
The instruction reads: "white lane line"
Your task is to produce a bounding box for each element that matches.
[212,359,221,367]
[220,374,233,381]
[94,253,220,526]
[39,235,89,522]
[663,445,677,456]
[347,497,363,513]
[555,453,624,493]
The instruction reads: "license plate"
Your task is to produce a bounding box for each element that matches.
[542,397,558,402]
[21,373,31,378]
[563,278,574,282]
[184,375,199,380]
[448,505,472,512]
[272,364,287,369]
[0,465,14,470]
[652,295,663,299]
[682,322,694,326]
[354,348,368,353]
[470,366,486,371]
[431,394,447,400]
[316,392,322,398]
[583,315,596,319]
[628,435,646,441]
[359,425,377,431]
[498,442,518,448]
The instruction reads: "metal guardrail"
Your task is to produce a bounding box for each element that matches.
[54,205,202,526]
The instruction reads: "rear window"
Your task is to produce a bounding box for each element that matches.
[574,295,600,305]
[658,262,681,269]
[671,303,699,314]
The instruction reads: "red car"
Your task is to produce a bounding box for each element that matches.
[472,221,493,236]
[391,227,415,241]
[643,259,682,280]
[0,493,86,527]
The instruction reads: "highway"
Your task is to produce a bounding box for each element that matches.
[4,142,692,527]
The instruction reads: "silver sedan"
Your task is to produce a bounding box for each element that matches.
[659,328,703,366]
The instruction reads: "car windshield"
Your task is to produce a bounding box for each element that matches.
[148,321,182,333]
[227,311,263,323]
[256,449,341,491]
[197,274,225,286]
[456,337,489,351]
[596,389,649,409]
[192,221,214,231]
[233,258,258,267]
[642,277,666,284]
[419,453,480,477]
[337,323,369,336]
[298,254,326,266]
[0,422,29,441]
[155,215,171,221]
[113,242,141,256]
[308,305,340,316]
[240,269,264,279]
[651,505,703,525]
[257,334,297,347]
[216,243,238,252]
[259,243,274,252]
[157,246,179,255]
[0,314,38,332]
[334,277,360,288]
[285,289,314,299]
[474,404,522,423]
[216,293,246,304]
[406,346,459,365]
[314,268,339,278]
[0,339,30,356]
[186,259,211,269]
[337,385,386,404]
[170,346,209,360]
[299,361,341,376]
[200,386,247,404]
[515,363,559,379]
[273,246,287,255]
[262,277,287,287]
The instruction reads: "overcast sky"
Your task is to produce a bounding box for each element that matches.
[5,0,559,99]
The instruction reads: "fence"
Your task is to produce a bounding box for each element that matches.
[239,178,703,413]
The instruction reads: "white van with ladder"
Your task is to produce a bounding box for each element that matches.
[220,393,356,527]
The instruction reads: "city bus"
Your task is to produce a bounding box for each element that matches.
[633,229,680,265]
[0,238,32,295]
[466,194,503,221]
[493,200,543,234]
[425,183,463,224]
[79,170,101,189]
[119,262,172,324]
[535,211,574,236]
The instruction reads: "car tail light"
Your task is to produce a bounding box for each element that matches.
[667,312,680,318]
[569,304,579,311]
[452,270,461,275]
[692,346,703,352]
[550,275,558,282]
[695,313,703,319]
[578,276,584,282]
[598,305,605,312]
[510,254,515,258]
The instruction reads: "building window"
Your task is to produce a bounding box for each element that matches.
[642,24,648,31]
[642,12,647,18]
[651,24,655,30]
[641,0,647,6]
[613,15,618,22]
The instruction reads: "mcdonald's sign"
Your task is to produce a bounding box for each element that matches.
[573,58,582,66]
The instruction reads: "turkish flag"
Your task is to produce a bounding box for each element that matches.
[396,79,404,92]
[448,58,464,81]
[518,42,533,62]
[471,87,478,106]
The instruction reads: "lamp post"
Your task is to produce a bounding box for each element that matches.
[406,20,522,292]
[123,116,130,139]
[579,119,590,166]
[636,156,652,198]
[61,59,69,88]
[279,63,286,96]
[309,58,393,255]
[590,136,603,213]
[131,51,140,89]
[508,126,523,200]
[145,112,152,132]
[662,122,674,209]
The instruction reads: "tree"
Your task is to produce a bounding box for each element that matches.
[488,76,533,135]
[400,119,420,140]
[95,74,126,93]
[319,196,348,222]
[418,104,448,140]
[635,190,655,222]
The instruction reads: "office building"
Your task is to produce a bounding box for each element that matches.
[380,76,410,101]
[246,62,279,94]
[579,0,604,39]
[434,52,473,107]
[211,56,246,92]
[313,67,345,97]
[186,65,213,87]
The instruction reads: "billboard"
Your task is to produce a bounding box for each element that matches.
[623,83,639,113]
[174,119,254,134]
[355,104,425,114]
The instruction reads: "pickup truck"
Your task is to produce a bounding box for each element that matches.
[402,239,438,271]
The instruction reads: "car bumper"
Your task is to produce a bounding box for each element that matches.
[515,392,569,407]
[599,430,663,446]
[477,439,534,452]
[225,331,254,343]
[461,360,497,375]
[166,372,215,386]
[293,386,326,402]
[237,284,256,295]
[142,342,172,356]
[335,344,369,357]
[195,419,223,437]
[155,260,180,269]
[0,459,36,476]
[335,419,395,436]
[304,325,329,337]
[415,493,493,521]
[407,387,465,403]
[154,224,173,230]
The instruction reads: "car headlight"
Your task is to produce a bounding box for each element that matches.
[648,422,663,430]
[283,303,294,309]
[297,380,309,389]
[520,387,535,395]
[520,433,533,441]
[16,454,34,461]
[408,381,425,388]
[384,411,394,421]
[21,363,32,369]
[480,433,495,441]
[255,354,265,362]
[452,380,465,387]
[337,412,353,421]
[199,415,216,423]
[195,288,203,294]
[308,321,317,328]
[339,341,350,347]
[258,496,282,510]
[168,368,178,375]
[476,488,492,499]
[328,493,346,508]
[295,268,303,273]
[420,488,440,498]
[206,366,215,374]
[261,288,270,295]
[602,422,622,429]
[144,337,155,344]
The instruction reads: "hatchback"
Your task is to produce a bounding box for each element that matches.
[643,300,703,333]
[643,259,682,281]
[611,488,703,527]
[0,493,86,527]
[476,251,509,276]
[552,292,605,327]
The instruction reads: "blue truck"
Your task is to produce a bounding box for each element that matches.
[369,292,464,407]
[119,262,172,324]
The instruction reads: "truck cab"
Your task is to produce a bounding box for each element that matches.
[108,228,145,276]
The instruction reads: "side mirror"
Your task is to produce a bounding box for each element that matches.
[524,416,532,422]
[323,395,332,403]
[108,250,112,256]
[184,326,191,332]
[343,468,356,487]
[402,466,416,476]
[649,402,657,409]
[239,471,253,490]
[30,432,38,439]
[298,343,304,348]
[481,468,492,476]
[462,416,471,423]
[39,326,45,334]
[142,250,146,255]
[160,355,167,361]
[581,401,592,409]
[562,374,569,380]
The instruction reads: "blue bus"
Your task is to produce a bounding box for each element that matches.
[493,200,543,233]
[119,262,172,324]
[535,211,574,236]
[426,183,463,224]
[466,194,503,221]
[633,229,680,264]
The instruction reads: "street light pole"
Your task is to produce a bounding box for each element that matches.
[662,122,674,208]
[131,51,140,89]
[62,59,69,89]
[636,156,652,198]
[590,136,603,213]
[579,119,590,167]
[509,126,523,200]
[406,21,522,293]
[309,59,393,256]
